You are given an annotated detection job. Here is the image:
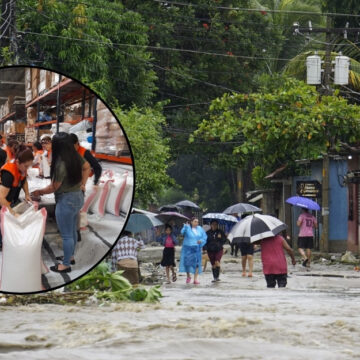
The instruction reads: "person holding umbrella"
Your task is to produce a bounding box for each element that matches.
[156,224,178,284]
[297,208,318,268]
[259,234,296,288]
[205,220,227,282]
[179,217,207,284]
[228,214,295,287]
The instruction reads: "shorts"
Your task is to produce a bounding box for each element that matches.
[264,274,287,288]
[207,249,223,265]
[298,236,313,249]
[239,243,254,256]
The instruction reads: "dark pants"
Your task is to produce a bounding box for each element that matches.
[265,274,287,288]
[230,243,239,256]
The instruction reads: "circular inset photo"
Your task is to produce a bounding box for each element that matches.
[0,66,134,294]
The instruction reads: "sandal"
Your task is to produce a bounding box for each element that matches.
[242,272,246,277]
[248,273,253,278]
[50,264,71,273]
[186,277,191,284]
[56,256,75,265]
[172,273,177,282]
[302,259,308,267]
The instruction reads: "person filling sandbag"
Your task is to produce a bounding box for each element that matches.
[0,145,34,249]
[31,132,91,273]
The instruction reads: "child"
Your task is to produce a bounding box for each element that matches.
[259,234,296,288]
[157,224,178,284]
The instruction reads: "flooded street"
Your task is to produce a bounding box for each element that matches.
[0,254,360,360]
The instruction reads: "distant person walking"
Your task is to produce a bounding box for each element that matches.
[179,217,207,285]
[157,224,178,284]
[260,235,296,288]
[205,220,226,282]
[297,208,317,268]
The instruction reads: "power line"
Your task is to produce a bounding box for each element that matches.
[153,0,360,18]
[19,29,304,62]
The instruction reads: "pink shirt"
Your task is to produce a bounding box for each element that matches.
[261,235,287,275]
[297,213,317,237]
[165,235,174,248]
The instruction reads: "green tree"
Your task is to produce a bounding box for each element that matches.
[192,75,360,183]
[114,105,173,207]
[16,0,157,107]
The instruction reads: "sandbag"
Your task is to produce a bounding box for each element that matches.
[89,179,112,217]
[105,172,128,216]
[119,176,134,215]
[0,205,47,293]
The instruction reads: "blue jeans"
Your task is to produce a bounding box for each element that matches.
[55,191,84,266]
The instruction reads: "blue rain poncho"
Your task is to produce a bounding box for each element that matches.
[179,224,207,274]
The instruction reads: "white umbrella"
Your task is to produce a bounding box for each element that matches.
[227,214,287,244]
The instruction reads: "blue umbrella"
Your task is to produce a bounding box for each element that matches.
[125,213,164,233]
[203,213,238,226]
[286,196,320,211]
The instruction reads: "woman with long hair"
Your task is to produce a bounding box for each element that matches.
[31,132,91,273]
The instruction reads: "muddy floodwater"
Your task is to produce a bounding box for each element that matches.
[0,255,360,360]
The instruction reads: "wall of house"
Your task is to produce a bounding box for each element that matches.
[328,159,348,252]
[291,159,348,252]
[347,156,359,253]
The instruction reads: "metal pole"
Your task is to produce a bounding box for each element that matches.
[321,155,330,252]
[36,102,40,140]
[91,96,97,152]
[81,89,86,120]
[56,75,62,133]
[323,16,333,96]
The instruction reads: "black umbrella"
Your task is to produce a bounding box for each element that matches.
[223,203,262,215]
[227,214,287,244]
[175,200,201,210]
[158,204,182,212]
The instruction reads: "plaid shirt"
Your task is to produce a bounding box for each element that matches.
[111,236,145,271]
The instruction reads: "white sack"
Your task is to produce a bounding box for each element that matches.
[0,205,47,293]
[105,172,128,216]
[119,176,134,215]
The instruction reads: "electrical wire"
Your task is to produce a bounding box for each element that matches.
[152,0,360,19]
[297,30,360,46]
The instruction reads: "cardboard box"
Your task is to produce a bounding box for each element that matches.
[26,89,32,103]
[31,68,39,99]
[45,71,52,89]
[25,68,31,90]
[38,70,47,95]
[27,107,37,125]
[25,127,37,144]
[51,72,60,87]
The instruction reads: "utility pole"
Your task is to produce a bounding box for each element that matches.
[294,18,360,253]
[321,16,332,253]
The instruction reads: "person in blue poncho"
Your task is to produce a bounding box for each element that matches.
[179,217,207,285]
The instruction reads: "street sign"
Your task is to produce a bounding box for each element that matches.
[296,180,321,198]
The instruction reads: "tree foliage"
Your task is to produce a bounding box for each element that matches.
[192,75,360,179]
[17,0,157,106]
[113,105,173,207]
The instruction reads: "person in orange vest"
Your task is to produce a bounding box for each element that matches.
[69,133,102,186]
[0,145,34,251]
[32,141,44,169]
[3,139,18,163]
